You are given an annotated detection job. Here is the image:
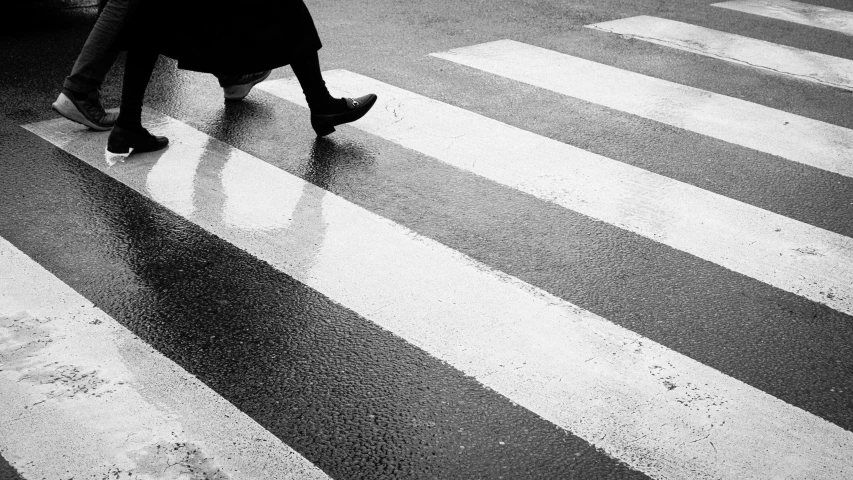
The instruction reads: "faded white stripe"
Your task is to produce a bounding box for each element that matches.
[586,15,853,90]
[0,236,329,480]
[24,114,853,479]
[713,0,853,36]
[430,39,853,179]
[258,70,853,317]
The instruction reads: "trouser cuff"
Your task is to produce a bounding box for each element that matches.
[62,77,98,95]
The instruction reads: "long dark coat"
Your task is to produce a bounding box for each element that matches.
[118,0,323,75]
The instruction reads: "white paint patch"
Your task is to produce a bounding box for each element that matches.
[713,0,853,36]
[586,15,853,91]
[0,237,330,480]
[257,71,853,318]
[23,114,853,479]
[430,39,853,179]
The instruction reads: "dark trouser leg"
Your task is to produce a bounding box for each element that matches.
[63,0,140,95]
[107,48,168,154]
[289,50,344,113]
[115,48,159,129]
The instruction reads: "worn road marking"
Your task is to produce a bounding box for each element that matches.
[713,0,853,36]
[586,15,853,90]
[258,71,853,318]
[431,40,853,177]
[430,39,853,179]
[0,236,329,480]
[24,114,853,480]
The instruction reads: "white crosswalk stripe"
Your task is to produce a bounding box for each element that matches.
[712,0,853,36]
[22,108,853,480]
[258,70,853,318]
[586,15,853,91]
[0,237,329,480]
[430,39,853,179]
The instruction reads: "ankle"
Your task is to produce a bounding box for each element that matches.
[308,96,346,115]
[115,109,142,130]
[114,118,143,131]
[62,87,91,100]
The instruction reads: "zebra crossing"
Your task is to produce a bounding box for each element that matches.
[3,1,853,478]
[23,107,853,478]
[0,237,328,479]
[260,69,853,317]
[586,15,853,91]
[430,39,853,179]
[712,0,853,36]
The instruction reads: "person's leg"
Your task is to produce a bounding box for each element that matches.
[63,0,137,94]
[53,0,140,130]
[289,50,376,136]
[114,48,158,129]
[107,49,168,154]
[289,50,343,113]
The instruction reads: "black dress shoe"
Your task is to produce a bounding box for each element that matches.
[107,125,169,154]
[310,94,377,137]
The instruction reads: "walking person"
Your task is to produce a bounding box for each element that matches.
[99,0,377,153]
[169,0,377,137]
[56,0,376,152]
[52,0,274,131]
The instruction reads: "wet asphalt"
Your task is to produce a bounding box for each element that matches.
[2,0,853,478]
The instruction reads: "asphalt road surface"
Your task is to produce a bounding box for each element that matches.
[1,0,853,478]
